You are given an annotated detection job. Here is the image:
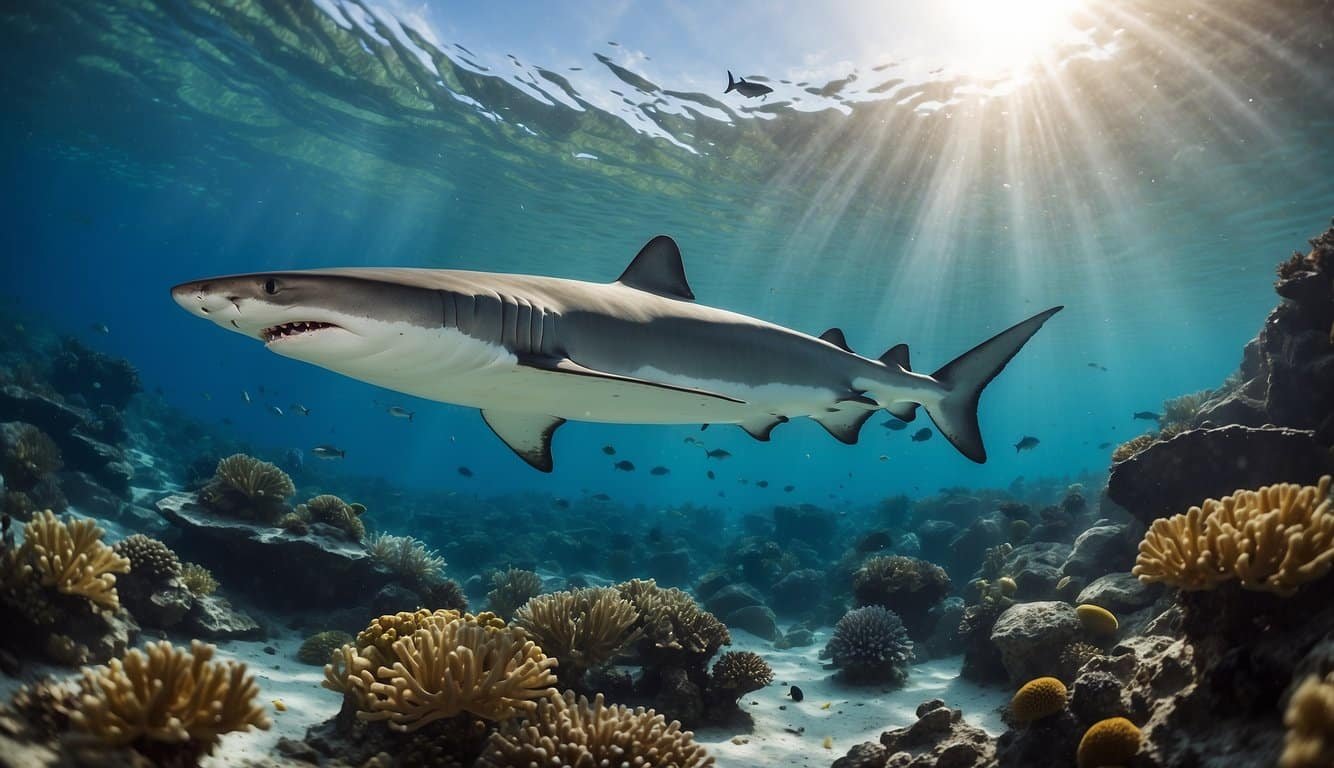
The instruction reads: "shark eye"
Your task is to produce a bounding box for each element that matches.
[264,278,279,295]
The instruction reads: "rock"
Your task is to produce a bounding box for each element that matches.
[694,570,734,601]
[120,578,194,629]
[49,338,142,409]
[1076,573,1162,614]
[880,702,995,768]
[989,601,1080,684]
[157,492,394,610]
[831,741,889,768]
[920,597,966,659]
[184,595,262,639]
[0,389,134,497]
[704,583,765,618]
[1060,524,1135,580]
[726,604,780,641]
[782,627,815,647]
[773,504,839,555]
[995,710,1079,768]
[915,520,958,563]
[1004,542,1071,600]
[645,548,692,586]
[655,666,704,726]
[1107,425,1332,526]
[276,736,322,764]
[368,583,421,617]
[770,568,825,615]
[946,518,1005,583]
[1069,670,1126,726]
[49,606,139,665]
[56,471,122,520]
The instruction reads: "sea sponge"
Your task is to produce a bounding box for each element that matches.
[297,494,366,542]
[349,617,558,730]
[615,578,731,662]
[514,587,641,684]
[1132,475,1334,596]
[113,534,182,582]
[298,631,354,666]
[488,568,544,619]
[1076,717,1142,768]
[820,605,915,685]
[201,454,294,523]
[852,555,951,638]
[1281,671,1334,768]
[476,691,714,768]
[70,640,270,759]
[710,651,774,697]
[21,510,130,611]
[1076,604,1119,636]
[367,533,446,585]
[180,562,218,597]
[1010,676,1067,722]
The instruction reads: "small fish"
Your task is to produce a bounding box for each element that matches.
[1014,436,1040,452]
[242,390,251,404]
[1133,411,1162,421]
[592,493,611,501]
[882,418,909,431]
[1087,362,1108,371]
[457,466,474,477]
[1098,442,1112,449]
[387,406,414,420]
[756,480,769,488]
[783,484,794,492]
[614,460,635,472]
[706,470,715,480]
[650,466,670,476]
[725,70,773,99]
[789,685,804,702]
[270,405,284,417]
[291,403,310,416]
[705,449,731,460]
[683,437,702,446]
[272,698,286,712]
[553,498,570,509]
[311,445,345,460]
[878,454,889,462]
[602,445,617,455]
[91,323,109,334]
[911,428,933,442]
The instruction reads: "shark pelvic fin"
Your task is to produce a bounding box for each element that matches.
[739,414,788,441]
[812,407,874,444]
[819,327,853,352]
[617,236,695,301]
[481,410,565,472]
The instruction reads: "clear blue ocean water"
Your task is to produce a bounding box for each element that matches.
[4,0,1333,508]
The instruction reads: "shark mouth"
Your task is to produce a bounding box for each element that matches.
[261,321,339,343]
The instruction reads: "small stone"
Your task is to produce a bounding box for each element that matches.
[263,646,277,655]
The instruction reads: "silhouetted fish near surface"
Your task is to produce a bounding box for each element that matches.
[706,470,715,480]
[387,406,414,420]
[291,404,310,416]
[683,437,701,446]
[311,445,345,460]
[553,498,570,509]
[1098,442,1112,449]
[705,449,731,460]
[883,418,909,431]
[602,445,617,455]
[91,323,109,335]
[757,480,769,488]
[457,466,474,477]
[592,493,611,501]
[725,70,773,99]
[614,460,635,472]
[1014,436,1040,452]
[650,466,670,476]
[1087,362,1108,371]
[911,428,933,442]
[1134,411,1162,421]
[783,484,794,492]
[270,406,284,417]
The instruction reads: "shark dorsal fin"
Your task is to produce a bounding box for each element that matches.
[617,235,695,301]
[880,343,911,371]
[819,327,852,352]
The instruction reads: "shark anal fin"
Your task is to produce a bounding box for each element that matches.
[739,415,788,441]
[519,355,746,404]
[481,410,565,472]
[617,236,695,301]
[819,327,853,352]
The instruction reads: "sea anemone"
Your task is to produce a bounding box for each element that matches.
[514,587,641,686]
[201,454,294,523]
[820,605,914,685]
[296,494,366,542]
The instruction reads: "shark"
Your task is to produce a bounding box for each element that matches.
[171,236,1061,471]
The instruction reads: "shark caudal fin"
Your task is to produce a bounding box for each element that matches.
[921,306,1063,463]
[725,71,737,93]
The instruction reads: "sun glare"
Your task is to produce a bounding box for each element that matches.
[941,0,1088,78]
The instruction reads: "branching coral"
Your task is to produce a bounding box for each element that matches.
[513,587,642,684]
[296,494,366,542]
[70,640,270,759]
[1281,671,1334,768]
[615,578,730,662]
[298,631,354,666]
[487,568,544,619]
[1112,433,1158,463]
[476,691,714,768]
[1161,389,1214,432]
[200,454,294,523]
[113,534,181,582]
[367,532,446,585]
[710,651,774,698]
[820,605,915,685]
[21,510,130,611]
[180,562,218,597]
[1133,475,1334,595]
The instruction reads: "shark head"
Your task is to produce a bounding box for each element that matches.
[171,272,444,369]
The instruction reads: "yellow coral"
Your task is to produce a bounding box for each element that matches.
[1133,476,1334,595]
[476,691,714,768]
[1076,604,1119,636]
[22,510,129,611]
[70,640,270,752]
[514,588,642,682]
[1281,671,1334,768]
[352,609,505,668]
[1077,717,1141,768]
[350,618,558,731]
[1010,677,1067,722]
[180,562,218,597]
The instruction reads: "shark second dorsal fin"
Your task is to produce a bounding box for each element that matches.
[819,327,852,352]
[617,235,695,301]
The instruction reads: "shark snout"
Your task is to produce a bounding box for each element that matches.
[172,280,232,319]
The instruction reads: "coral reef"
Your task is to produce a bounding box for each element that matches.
[476,692,714,768]
[295,493,367,542]
[113,534,181,581]
[19,509,129,611]
[1010,677,1067,723]
[1133,475,1333,595]
[199,453,294,523]
[299,630,354,666]
[513,587,641,689]
[1076,717,1141,768]
[851,555,951,640]
[821,605,915,685]
[49,337,142,410]
[1282,671,1334,768]
[367,532,447,586]
[70,639,270,764]
[487,567,544,620]
[708,650,773,699]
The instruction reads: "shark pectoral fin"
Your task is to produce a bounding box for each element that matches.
[616,236,696,301]
[739,414,788,441]
[520,355,746,405]
[480,410,566,472]
[812,405,875,444]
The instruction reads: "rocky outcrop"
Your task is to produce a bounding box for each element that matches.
[0,387,134,496]
[989,601,1080,684]
[1060,524,1136,581]
[831,699,995,768]
[1076,573,1161,615]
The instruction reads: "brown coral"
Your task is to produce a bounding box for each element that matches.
[179,562,218,597]
[487,568,544,619]
[113,534,182,582]
[70,640,270,758]
[514,587,641,684]
[22,510,129,611]
[201,454,294,522]
[476,691,714,768]
[1076,717,1141,768]
[710,651,774,696]
[615,579,730,661]
[1133,475,1334,595]
[1281,671,1334,768]
[296,494,366,542]
[1112,433,1157,463]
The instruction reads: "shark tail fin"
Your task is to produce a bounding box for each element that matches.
[725,70,737,93]
[920,306,1063,463]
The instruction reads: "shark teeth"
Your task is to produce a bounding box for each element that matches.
[261,321,336,343]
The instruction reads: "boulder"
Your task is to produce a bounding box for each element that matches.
[1004,542,1071,600]
[704,583,765,618]
[1060,524,1136,580]
[989,601,1080,684]
[725,605,780,641]
[645,548,692,586]
[1076,573,1162,615]
[769,568,824,614]
[832,700,995,768]
[184,595,262,639]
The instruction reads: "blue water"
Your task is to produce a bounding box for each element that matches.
[4,0,1333,508]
